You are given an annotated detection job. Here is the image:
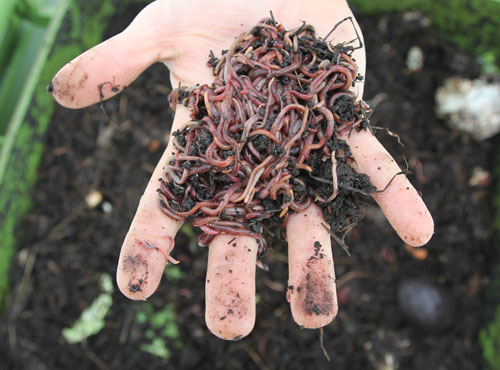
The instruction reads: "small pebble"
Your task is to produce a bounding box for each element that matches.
[406,46,424,73]
[102,201,113,214]
[469,166,491,187]
[85,189,103,208]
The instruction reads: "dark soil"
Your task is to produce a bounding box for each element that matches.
[1,8,493,370]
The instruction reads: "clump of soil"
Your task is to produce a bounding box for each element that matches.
[161,16,375,250]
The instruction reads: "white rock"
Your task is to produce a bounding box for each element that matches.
[406,46,424,73]
[85,189,103,208]
[435,77,500,140]
[102,201,113,214]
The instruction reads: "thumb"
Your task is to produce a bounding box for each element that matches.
[51,0,175,108]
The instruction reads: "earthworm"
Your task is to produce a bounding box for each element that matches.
[136,238,179,264]
[161,17,374,252]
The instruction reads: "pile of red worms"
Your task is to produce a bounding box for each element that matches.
[159,16,376,253]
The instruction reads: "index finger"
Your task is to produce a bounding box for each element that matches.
[50,1,175,108]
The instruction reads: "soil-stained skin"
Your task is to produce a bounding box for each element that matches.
[51,56,95,107]
[116,164,183,301]
[342,129,434,246]
[122,253,149,293]
[117,222,179,301]
[51,44,127,109]
[286,203,338,328]
[205,235,258,340]
[299,242,335,316]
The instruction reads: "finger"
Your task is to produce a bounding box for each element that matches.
[205,234,258,340]
[116,107,192,300]
[50,1,175,108]
[342,129,434,246]
[286,203,337,328]
[115,146,182,300]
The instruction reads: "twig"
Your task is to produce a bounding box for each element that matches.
[321,223,351,257]
[82,341,109,370]
[319,327,331,361]
[336,270,369,288]
[245,345,270,370]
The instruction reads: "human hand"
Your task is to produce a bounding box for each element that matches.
[50,0,434,340]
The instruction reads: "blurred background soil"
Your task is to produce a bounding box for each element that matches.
[0,5,495,370]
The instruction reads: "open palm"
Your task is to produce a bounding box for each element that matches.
[51,0,433,340]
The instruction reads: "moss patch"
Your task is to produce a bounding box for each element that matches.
[0,0,150,311]
[350,0,500,69]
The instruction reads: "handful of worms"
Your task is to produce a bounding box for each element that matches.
[159,17,376,253]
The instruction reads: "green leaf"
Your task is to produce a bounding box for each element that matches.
[140,338,170,360]
[165,265,183,280]
[145,329,155,339]
[61,273,114,344]
[163,322,179,339]
[62,293,112,344]
[99,273,114,294]
[136,311,148,324]
[480,306,500,370]
[151,305,176,329]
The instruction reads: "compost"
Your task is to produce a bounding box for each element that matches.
[161,17,375,250]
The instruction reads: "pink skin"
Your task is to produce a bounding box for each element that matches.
[341,129,434,246]
[50,0,434,339]
[205,235,258,340]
